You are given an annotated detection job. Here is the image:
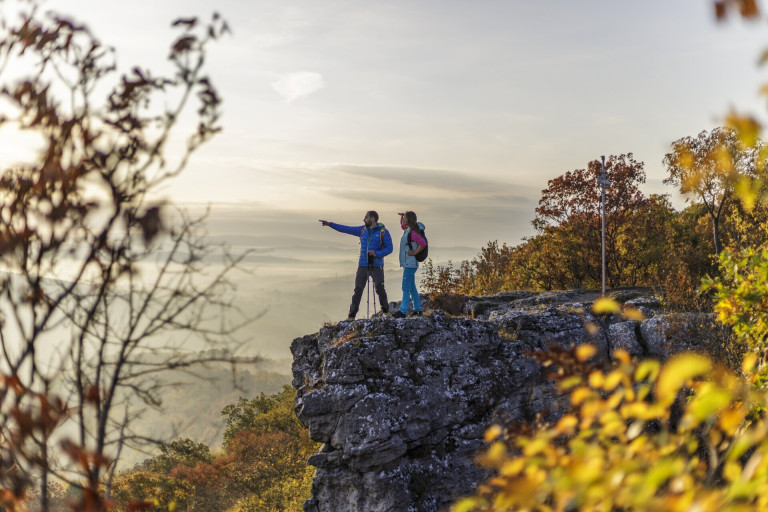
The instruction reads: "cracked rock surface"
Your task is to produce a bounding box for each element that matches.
[291,290,726,512]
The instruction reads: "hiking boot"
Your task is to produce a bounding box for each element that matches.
[409,311,423,317]
[345,315,356,322]
[392,311,406,318]
[380,310,390,318]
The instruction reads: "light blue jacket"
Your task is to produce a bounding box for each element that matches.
[399,223,426,268]
[329,222,393,267]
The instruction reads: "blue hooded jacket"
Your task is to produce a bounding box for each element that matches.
[329,222,393,267]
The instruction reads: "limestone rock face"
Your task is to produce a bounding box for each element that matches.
[291,290,725,512]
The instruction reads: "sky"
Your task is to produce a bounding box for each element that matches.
[3,0,768,364]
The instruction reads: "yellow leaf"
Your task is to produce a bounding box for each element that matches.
[726,112,762,148]
[451,497,483,512]
[484,424,502,442]
[602,418,626,437]
[483,441,507,466]
[493,488,517,510]
[576,344,596,362]
[488,477,507,488]
[560,375,582,390]
[603,370,624,392]
[735,176,761,213]
[635,360,660,383]
[588,370,605,389]
[622,306,646,321]
[724,461,741,482]
[743,353,758,374]
[688,385,732,422]
[613,349,630,365]
[719,407,747,435]
[621,402,649,419]
[593,297,620,314]
[500,458,526,477]
[556,414,578,435]
[656,353,712,403]
[571,386,593,405]
[581,400,605,424]
[606,389,624,409]
[645,458,685,490]
[523,438,549,457]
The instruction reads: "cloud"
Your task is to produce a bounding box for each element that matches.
[271,72,325,103]
[327,164,537,200]
[176,163,541,254]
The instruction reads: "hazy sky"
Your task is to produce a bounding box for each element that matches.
[52,0,766,243]
[5,0,768,362]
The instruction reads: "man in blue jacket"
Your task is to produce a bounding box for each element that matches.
[319,211,393,320]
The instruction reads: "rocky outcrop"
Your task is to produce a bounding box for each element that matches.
[291,290,729,512]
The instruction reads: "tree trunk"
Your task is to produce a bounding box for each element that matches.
[712,215,721,256]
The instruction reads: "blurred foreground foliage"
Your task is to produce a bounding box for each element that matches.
[453,344,768,512]
[0,2,264,511]
[453,246,768,511]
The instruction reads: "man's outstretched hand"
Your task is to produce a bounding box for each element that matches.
[319,220,330,226]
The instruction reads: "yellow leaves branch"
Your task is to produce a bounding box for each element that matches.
[454,345,768,512]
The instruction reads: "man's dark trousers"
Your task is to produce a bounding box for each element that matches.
[349,266,389,317]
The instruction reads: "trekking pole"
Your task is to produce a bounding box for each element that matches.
[372,267,377,315]
[366,268,370,319]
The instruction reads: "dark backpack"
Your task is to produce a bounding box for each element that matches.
[408,225,428,262]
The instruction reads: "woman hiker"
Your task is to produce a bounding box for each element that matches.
[393,211,426,318]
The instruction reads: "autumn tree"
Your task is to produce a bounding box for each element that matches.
[0,3,255,510]
[534,153,660,288]
[110,472,194,512]
[500,235,555,291]
[113,439,225,512]
[221,385,306,446]
[421,259,464,299]
[617,193,677,286]
[144,439,213,475]
[662,127,758,256]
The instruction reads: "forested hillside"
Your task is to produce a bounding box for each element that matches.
[106,386,316,512]
[118,356,291,467]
